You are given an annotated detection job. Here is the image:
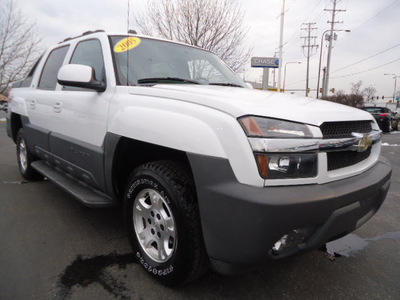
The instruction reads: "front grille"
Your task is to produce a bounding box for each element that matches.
[320,121,372,139]
[327,148,371,171]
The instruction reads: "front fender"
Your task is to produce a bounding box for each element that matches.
[108,105,227,159]
[107,94,263,186]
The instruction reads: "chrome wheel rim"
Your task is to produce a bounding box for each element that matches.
[133,188,177,263]
[18,138,28,173]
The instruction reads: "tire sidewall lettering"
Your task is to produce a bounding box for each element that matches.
[136,251,174,276]
[127,178,169,205]
[125,162,205,285]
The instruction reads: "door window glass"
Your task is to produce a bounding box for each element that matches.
[70,39,104,82]
[38,46,69,90]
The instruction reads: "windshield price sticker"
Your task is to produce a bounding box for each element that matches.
[114,37,141,53]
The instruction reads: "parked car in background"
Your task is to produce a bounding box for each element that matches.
[362,106,399,132]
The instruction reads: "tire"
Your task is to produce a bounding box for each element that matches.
[124,161,208,286]
[16,129,42,180]
[392,120,398,131]
[382,121,390,133]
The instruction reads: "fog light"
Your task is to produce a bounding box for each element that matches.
[272,230,306,256]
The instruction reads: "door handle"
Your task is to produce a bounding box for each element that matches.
[53,101,62,113]
[29,99,36,110]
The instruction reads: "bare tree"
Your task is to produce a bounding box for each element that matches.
[0,0,43,95]
[363,85,376,102]
[350,81,364,96]
[324,92,364,108]
[135,0,252,72]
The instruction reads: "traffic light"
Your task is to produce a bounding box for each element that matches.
[382,96,384,99]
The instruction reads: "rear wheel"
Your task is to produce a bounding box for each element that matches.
[382,121,391,133]
[392,120,398,131]
[124,161,208,286]
[16,129,42,180]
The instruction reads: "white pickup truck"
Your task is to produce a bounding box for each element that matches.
[6,30,391,286]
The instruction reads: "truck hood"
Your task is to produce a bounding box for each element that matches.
[129,84,373,126]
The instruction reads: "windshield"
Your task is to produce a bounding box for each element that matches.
[110,36,246,87]
[363,107,386,113]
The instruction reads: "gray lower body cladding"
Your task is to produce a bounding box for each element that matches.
[188,154,391,275]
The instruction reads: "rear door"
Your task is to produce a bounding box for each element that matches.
[25,45,70,161]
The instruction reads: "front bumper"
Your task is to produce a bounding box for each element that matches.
[188,154,391,275]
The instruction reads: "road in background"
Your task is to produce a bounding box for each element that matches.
[0,122,399,300]
[0,110,6,121]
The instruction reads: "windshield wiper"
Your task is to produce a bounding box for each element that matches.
[137,77,200,85]
[208,82,243,88]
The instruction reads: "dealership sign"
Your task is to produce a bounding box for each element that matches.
[251,57,279,68]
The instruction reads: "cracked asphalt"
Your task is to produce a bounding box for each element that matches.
[0,122,399,300]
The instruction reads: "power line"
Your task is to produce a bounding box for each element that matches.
[330,57,400,79]
[287,54,400,86]
[331,42,400,74]
[284,0,326,47]
[337,0,399,42]
[352,0,398,32]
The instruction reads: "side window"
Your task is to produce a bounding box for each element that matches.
[38,46,69,90]
[70,39,104,82]
[21,55,44,88]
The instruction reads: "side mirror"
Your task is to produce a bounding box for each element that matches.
[57,64,106,92]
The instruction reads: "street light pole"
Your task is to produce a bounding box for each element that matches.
[384,73,400,105]
[283,62,301,93]
[316,29,350,99]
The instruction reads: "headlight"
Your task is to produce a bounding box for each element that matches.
[255,153,317,179]
[239,116,316,179]
[238,116,312,138]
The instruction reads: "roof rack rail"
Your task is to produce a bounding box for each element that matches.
[82,29,105,36]
[59,29,105,44]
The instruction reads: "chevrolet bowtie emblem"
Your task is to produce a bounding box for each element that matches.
[357,134,373,152]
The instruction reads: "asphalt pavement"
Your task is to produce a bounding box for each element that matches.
[0,121,399,300]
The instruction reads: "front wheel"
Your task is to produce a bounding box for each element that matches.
[124,161,208,286]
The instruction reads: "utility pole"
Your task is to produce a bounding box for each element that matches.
[317,29,350,98]
[322,0,346,98]
[301,23,318,97]
[277,0,285,93]
[272,51,279,88]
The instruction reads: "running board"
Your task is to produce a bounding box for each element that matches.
[31,161,115,207]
